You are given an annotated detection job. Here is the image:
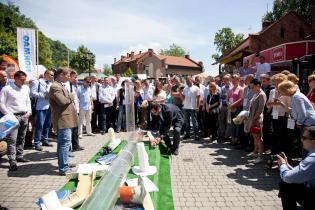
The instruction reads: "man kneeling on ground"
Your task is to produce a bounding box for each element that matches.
[150,103,184,155]
[277,126,315,210]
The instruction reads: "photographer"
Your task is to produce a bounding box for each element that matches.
[277,126,315,210]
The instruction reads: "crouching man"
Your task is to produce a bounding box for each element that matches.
[277,126,315,210]
[150,103,184,155]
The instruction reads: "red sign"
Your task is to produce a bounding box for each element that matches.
[272,46,285,63]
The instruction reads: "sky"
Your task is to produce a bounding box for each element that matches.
[4,0,274,75]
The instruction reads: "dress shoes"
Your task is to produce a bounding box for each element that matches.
[16,157,30,163]
[9,163,18,171]
[72,146,85,152]
[42,142,53,147]
[35,146,43,151]
[59,168,74,176]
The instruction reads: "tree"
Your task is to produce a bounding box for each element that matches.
[0,31,17,59]
[159,43,186,57]
[122,67,133,77]
[38,31,53,68]
[69,45,96,74]
[213,28,244,54]
[103,64,112,76]
[262,0,312,23]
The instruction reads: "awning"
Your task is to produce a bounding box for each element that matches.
[243,40,315,65]
[219,52,243,64]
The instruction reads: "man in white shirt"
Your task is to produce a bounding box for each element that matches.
[90,74,101,132]
[254,55,271,80]
[0,71,32,171]
[194,76,205,133]
[181,76,200,140]
[140,79,154,129]
[111,76,121,131]
[99,77,116,134]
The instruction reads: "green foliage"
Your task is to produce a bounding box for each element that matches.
[159,43,186,57]
[262,0,312,23]
[211,53,221,63]
[69,45,96,74]
[103,64,112,76]
[122,67,133,77]
[0,2,94,70]
[213,27,244,54]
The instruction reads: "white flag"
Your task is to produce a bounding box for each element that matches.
[17,27,36,79]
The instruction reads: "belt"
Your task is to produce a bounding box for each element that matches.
[14,112,26,116]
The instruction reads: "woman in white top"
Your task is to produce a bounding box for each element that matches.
[266,73,293,167]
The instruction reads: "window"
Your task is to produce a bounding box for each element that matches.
[299,28,304,38]
[280,28,285,38]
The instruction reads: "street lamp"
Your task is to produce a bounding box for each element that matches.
[87,52,93,77]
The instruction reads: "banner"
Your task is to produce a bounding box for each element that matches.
[17,27,36,79]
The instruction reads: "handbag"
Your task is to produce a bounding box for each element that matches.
[250,126,261,134]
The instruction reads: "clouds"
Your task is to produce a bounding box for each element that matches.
[8,0,274,75]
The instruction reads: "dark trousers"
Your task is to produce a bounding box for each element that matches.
[205,112,218,140]
[71,126,80,150]
[91,100,101,132]
[263,113,273,150]
[271,117,294,160]
[279,180,315,210]
[163,126,181,150]
[197,105,204,131]
[101,105,113,132]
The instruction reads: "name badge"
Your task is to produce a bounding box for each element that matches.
[272,108,279,120]
[229,98,233,104]
[287,118,295,129]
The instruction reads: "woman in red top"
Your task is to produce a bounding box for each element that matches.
[307,74,315,109]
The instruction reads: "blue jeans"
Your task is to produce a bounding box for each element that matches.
[57,128,72,173]
[116,105,126,131]
[231,108,242,138]
[183,109,198,136]
[34,109,51,147]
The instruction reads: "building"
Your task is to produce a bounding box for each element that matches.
[112,49,203,77]
[219,11,312,73]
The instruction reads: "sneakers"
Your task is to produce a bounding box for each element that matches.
[248,152,258,158]
[254,157,264,164]
[35,146,43,151]
[59,168,74,176]
[16,157,30,163]
[42,142,53,147]
[86,133,95,136]
[79,135,83,139]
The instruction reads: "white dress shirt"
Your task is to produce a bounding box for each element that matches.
[99,85,116,104]
[0,82,32,114]
[65,81,79,112]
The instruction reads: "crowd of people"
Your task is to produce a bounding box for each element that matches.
[0,54,315,209]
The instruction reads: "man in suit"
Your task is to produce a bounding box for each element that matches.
[150,103,184,155]
[49,68,79,175]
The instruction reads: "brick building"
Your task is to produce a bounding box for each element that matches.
[112,49,203,77]
[219,11,312,72]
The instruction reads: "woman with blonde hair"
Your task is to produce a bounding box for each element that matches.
[228,74,244,145]
[266,74,293,167]
[205,82,220,142]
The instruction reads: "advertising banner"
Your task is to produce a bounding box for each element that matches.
[17,27,36,79]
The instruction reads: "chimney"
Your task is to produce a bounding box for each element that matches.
[262,21,273,30]
[126,53,130,58]
[312,0,315,33]
[185,54,190,59]
[148,48,153,56]
[114,58,116,63]
[121,55,125,60]
[130,51,135,58]
[139,51,142,54]
[198,61,204,67]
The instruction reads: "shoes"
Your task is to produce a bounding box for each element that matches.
[194,136,200,141]
[16,157,30,163]
[254,157,264,164]
[59,168,74,176]
[69,163,77,168]
[183,135,190,140]
[79,135,83,139]
[172,148,179,156]
[73,146,85,152]
[35,146,43,151]
[86,133,95,136]
[248,152,258,158]
[101,131,105,135]
[69,153,75,158]
[42,142,53,147]
[9,163,18,171]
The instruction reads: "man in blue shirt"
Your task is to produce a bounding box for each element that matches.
[31,70,54,151]
[277,126,315,210]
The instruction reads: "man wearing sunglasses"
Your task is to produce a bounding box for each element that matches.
[277,126,315,210]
